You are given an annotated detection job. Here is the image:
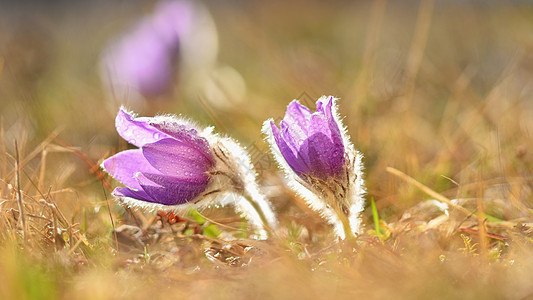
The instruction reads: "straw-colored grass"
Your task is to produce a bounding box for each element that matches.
[1,0,533,299]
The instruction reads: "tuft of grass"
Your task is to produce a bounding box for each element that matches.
[370,197,385,241]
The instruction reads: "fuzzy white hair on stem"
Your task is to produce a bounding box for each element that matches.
[205,134,278,239]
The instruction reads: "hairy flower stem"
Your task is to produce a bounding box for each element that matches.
[326,191,355,241]
[242,193,273,235]
[211,170,272,234]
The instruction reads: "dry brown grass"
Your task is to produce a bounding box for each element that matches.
[1,0,533,299]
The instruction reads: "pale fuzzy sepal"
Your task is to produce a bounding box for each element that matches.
[209,135,278,234]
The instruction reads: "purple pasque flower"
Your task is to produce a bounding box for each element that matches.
[102,19,178,98]
[102,108,215,206]
[268,97,346,181]
[100,0,216,99]
[102,108,278,239]
[263,96,365,240]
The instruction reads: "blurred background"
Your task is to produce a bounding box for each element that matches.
[2,1,533,298]
[1,0,532,227]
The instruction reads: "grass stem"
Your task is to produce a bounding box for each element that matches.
[14,141,28,244]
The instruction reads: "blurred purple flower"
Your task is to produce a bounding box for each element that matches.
[101,0,215,99]
[102,20,177,98]
[151,0,195,47]
[269,96,346,180]
[102,108,215,205]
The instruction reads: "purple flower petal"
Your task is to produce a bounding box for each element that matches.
[304,133,331,178]
[126,25,173,94]
[270,121,308,175]
[135,172,208,205]
[102,149,161,191]
[102,17,178,98]
[318,97,343,147]
[105,109,218,207]
[280,121,311,170]
[321,98,345,173]
[149,120,214,165]
[308,112,344,178]
[112,186,154,202]
[115,109,170,147]
[284,101,312,136]
[151,0,194,47]
[142,138,214,179]
[271,97,346,180]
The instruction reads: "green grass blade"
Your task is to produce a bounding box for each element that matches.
[371,198,382,240]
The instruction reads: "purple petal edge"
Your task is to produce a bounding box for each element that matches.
[271,120,308,175]
[115,109,169,147]
[102,149,161,192]
[136,172,208,206]
[142,138,214,179]
[112,186,154,202]
[271,97,347,180]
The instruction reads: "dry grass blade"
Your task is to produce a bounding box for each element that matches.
[52,138,112,191]
[401,0,434,105]
[6,129,62,181]
[351,0,387,105]
[1,118,6,198]
[14,141,28,244]
[386,166,472,216]
[102,182,118,251]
